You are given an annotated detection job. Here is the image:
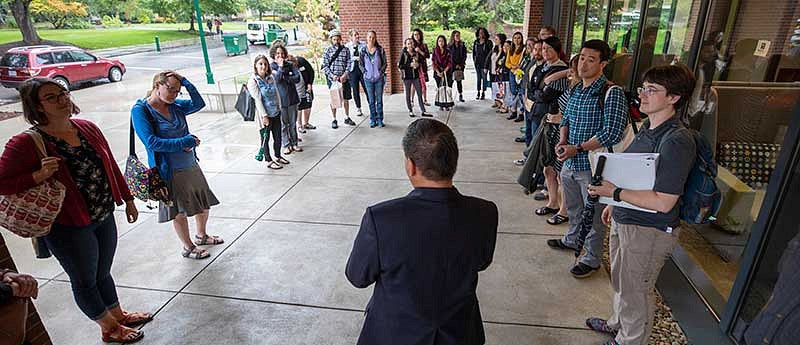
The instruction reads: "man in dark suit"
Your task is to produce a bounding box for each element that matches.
[346,118,499,345]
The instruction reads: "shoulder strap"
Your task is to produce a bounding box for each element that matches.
[326,45,344,69]
[654,124,681,154]
[23,129,47,158]
[130,103,157,158]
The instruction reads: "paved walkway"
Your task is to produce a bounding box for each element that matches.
[1,71,615,344]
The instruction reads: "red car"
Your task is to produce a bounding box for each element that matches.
[0,45,126,90]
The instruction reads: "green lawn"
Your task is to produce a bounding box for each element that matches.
[138,21,300,32]
[0,29,198,50]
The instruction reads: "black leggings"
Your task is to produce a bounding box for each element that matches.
[260,120,282,161]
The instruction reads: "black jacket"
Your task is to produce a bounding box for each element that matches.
[398,49,421,80]
[473,39,493,70]
[346,187,498,345]
[296,56,315,88]
[528,60,569,118]
[449,42,467,70]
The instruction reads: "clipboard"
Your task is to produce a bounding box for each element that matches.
[590,152,659,213]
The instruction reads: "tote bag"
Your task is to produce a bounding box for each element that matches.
[235,84,256,121]
[435,75,455,108]
[329,81,344,109]
[0,130,66,238]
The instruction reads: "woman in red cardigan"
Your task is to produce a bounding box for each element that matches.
[0,78,152,344]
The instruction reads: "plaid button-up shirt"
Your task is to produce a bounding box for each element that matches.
[322,43,351,80]
[560,75,628,171]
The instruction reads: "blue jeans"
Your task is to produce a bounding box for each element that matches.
[364,77,385,124]
[507,70,523,112]
[43,214,120,320]
[476,68,488,91]
[525,110,541,146]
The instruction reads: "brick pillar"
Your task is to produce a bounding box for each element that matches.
[339,0,410,93]
[523,0,546,39]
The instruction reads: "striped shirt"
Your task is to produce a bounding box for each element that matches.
[560,75,628,171]
[321,44,351,80]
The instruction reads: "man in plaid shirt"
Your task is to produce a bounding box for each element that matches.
[322,29,356,129]
[547,40,627,278]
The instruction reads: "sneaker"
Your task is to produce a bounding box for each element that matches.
[344,117,356,126]
[514,137,526,143]
[546,239,574,250]
[514,158,525,166]
[378,121,385,128]
[331,120,338,129]
[369,121,376,128]
[514,114,524,122]
[534,190,548,201]
[409,112,416,117]
[421,112,433,117]
[506,112,517,120]
[570,262,599,278]
[586,317,619,336]
[356,108,363,116]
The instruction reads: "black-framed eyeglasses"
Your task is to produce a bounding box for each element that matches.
[40,90,70,104]
[162,83,182,95]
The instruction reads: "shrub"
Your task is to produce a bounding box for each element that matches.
[65,18,92,29]
[4,16,18,29]
[102,15,124,28]
[138,14,151,24]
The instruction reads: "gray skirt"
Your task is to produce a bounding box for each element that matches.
[158,165,219,223]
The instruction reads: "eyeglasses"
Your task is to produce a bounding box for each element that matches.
[161,83,182,95]
[40,90,70,104]
[637,86,666,97]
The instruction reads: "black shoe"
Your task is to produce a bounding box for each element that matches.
[514,114,524,122]
[344,117,356,126]
[546,239,574,251]
[459,94,465,102]
[421,112,433,117]
[570,262,599,278]
[506,112,517,120]
[476,93,481,100]
[331,120,338,129]
[480,92,486,100]
[514,137,526,143]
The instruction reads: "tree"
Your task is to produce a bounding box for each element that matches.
[4,0,42,44]
[496,0,524,24]
[142,0,243,31]
[30,0,88,29]
[247,0,294,20]
[415,0,491,30]
[296,0,337,77]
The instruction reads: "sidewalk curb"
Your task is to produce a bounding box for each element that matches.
[90,36,224,58]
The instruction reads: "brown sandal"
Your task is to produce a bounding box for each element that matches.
[102,325,143,344]
[118,311,153,327]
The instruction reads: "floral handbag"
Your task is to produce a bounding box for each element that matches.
[125,117,171,207]
[0,130,66,238]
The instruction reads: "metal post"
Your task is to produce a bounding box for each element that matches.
[193,0,215,84]
[293,26,298,40]
[154,36,161,52]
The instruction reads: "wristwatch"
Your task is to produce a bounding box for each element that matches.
[613,188,623,202]
[576,143,585,153]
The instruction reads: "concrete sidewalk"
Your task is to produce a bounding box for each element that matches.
[0,58,616,344]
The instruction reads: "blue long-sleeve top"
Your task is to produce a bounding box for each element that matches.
[270,61,301,107]
[131,78,205,181]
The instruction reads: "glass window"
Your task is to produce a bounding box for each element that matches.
[571,0,587,55]
[35,53,54,65]
[633,0,703,84]
[605,0,642,89]
[52,51,74,64]
[69,50,96,62]
[585,0,609,42]
[670,0,800,318]
[248,23,262,31]
[0,53,29,67]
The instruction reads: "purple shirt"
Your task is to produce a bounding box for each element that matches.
[364,48,382,82]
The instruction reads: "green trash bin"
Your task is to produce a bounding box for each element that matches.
[265,31,279,45]
[223,33,248,56]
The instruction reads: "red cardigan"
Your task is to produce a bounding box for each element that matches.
[0,119,133,227]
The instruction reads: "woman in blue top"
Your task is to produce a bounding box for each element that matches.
[358,30,387,128]
[131,71,222,260]
[247,55,289,170]
[270,45,302,155]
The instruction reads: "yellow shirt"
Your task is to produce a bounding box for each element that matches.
[505,50,524,70]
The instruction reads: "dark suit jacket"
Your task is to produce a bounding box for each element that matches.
[346,187,499,345]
